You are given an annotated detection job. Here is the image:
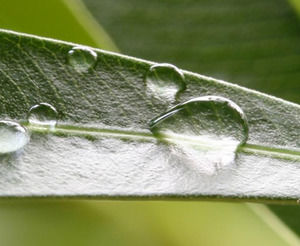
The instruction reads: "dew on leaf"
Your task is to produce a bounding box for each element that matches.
[0,121,29,154]
[146,63,186,102]
[67,46,97,72]
[28,103,58,128]
[150,96,248,174]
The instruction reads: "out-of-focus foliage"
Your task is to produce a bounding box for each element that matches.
[83,0,300,104]
[0,201,296,246]
[0,0,116,50]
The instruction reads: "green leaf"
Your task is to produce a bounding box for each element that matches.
[0,29,299,202]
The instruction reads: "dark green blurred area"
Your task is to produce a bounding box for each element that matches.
[271,205,300,236]
[84,0,300,104]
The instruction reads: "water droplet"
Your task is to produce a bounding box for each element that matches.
[28,103,58,128]
[146,63,186,101]
[0,121,29,154]
[68,46,97,72]
[150,96,248,174]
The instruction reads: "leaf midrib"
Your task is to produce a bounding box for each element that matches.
[27,124,300,162]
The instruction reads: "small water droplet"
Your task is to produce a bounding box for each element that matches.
[68,46,97,72]
[150,96,248,174]
[0,121,29,154]
[28,103,58,128]
[146,63,186,101]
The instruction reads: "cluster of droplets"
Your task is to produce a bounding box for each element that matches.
[0,44,97,155]
[0,45,249,174]
[0,103,57,155]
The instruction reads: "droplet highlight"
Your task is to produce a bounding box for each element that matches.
[68,46,97,72]
[146,63,186,101]
[0,121,29,154]
[28,103,58,128]
[150,96,248,174]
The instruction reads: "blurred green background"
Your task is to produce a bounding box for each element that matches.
[0,0,299,245]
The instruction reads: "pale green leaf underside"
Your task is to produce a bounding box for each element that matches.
[0,29,299,202]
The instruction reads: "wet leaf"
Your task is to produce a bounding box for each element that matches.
[0,29,299,202]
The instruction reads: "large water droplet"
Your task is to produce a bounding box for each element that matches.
[146,63,186,102]
[68,46,97,72]
[150,96,248,174]
[28,103,58,128]
[0,121,29,154]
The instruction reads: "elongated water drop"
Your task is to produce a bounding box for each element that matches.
[150,96,248,174]
[28,103,58,128]
[0,121,29,154]
[68,46,97,72]
[146,63,186,101]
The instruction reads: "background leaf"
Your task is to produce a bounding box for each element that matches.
[0,0,116,50]
[0,200,299,246]
[82,0,300,104]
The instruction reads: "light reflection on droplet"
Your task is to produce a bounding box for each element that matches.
[146,63,186,102]
[0,121,29,154]
[150,96,248,174]
[68,46,97,72]
[28,103,58,128]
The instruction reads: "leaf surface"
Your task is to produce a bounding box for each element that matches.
[0,29,299,202]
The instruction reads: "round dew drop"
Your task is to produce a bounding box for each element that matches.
[150,95,248,145]
[0,121,29,154]
[28,103,58,128]
[67,46,98,72]
[149,96,249,174]
[146,63,186,102]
